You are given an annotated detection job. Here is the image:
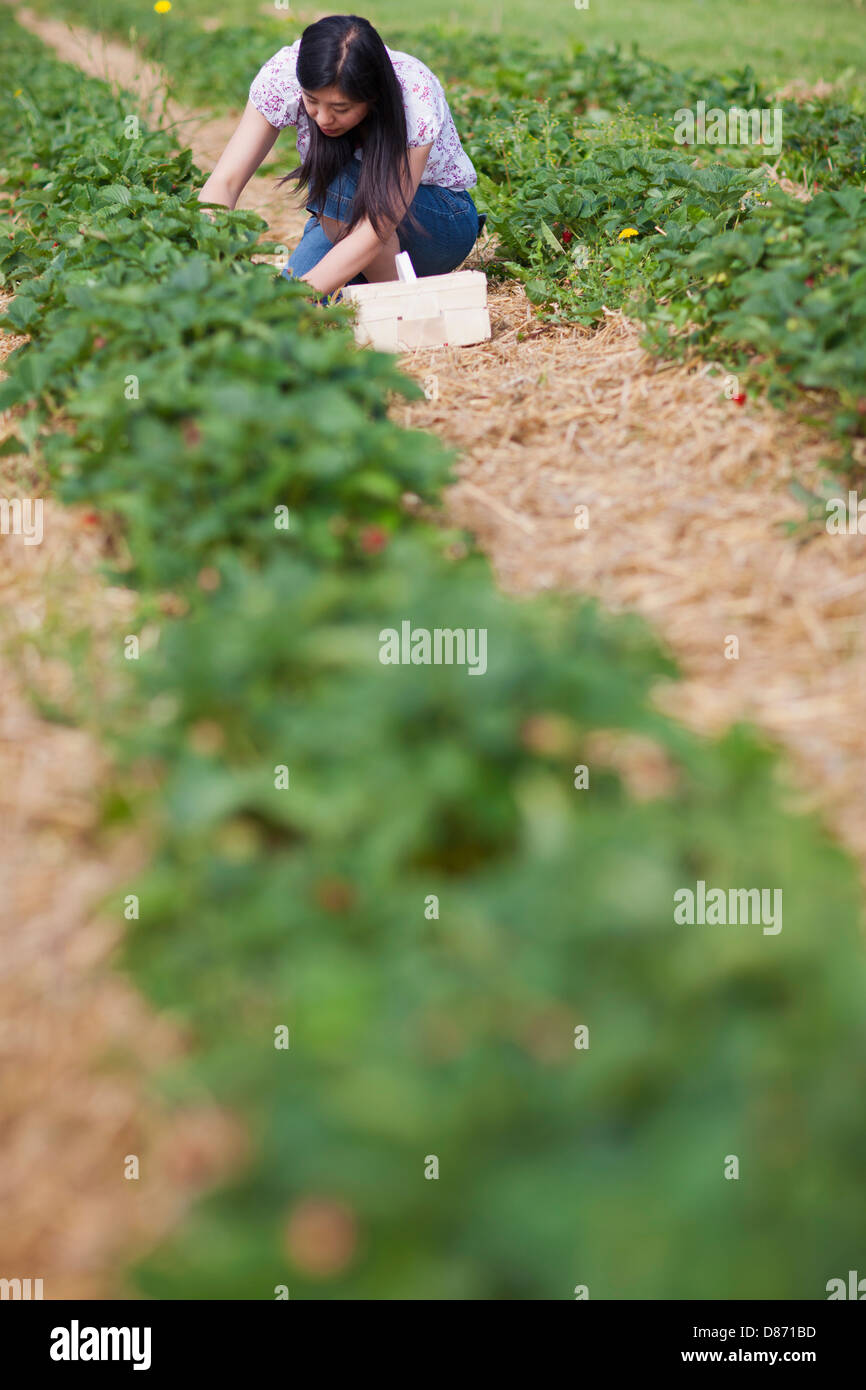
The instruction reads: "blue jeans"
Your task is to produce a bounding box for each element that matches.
[283,157,483,286]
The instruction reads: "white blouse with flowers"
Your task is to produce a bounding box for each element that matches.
[248,41,478,191]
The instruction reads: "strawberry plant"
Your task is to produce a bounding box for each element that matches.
[114,543,866,1300]
[0,42,449,587]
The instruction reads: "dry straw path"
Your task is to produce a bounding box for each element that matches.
[2,6,865,1296]
[403,305,866,862]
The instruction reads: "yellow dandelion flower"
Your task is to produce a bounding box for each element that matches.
[14,89,22,96]
[618,228,639,240]
[154,1,172,12]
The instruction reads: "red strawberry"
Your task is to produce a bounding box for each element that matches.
[82,511,99,527]
[360,524,388,554]
[805,277,815,288]
[561,228,573,245]
[314,878,356,913]
[733,393,747,406]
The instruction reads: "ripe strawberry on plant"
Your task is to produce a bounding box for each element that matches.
[314,878,356,913]
[360,525,388,554]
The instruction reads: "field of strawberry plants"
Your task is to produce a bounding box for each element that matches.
[19,0,866,450]
[448,44,866,448]
[2,3,866,1302]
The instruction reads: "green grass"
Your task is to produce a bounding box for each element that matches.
[172,0,866,94]
[40,1,866,100]
[359,0,866,92]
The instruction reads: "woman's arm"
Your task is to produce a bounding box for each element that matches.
[198,102,282,210]
[301,144,433,295]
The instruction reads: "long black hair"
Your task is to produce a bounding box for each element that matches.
[278,15,419,241]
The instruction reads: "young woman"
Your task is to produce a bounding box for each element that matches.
[197,14,483,297]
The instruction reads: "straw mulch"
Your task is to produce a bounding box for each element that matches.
[391,279,866,888]
[771,76,844,103]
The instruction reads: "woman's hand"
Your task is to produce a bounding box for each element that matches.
[301,143,433,296]
[300,218,388,294]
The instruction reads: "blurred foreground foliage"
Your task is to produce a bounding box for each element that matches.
[118,546,866,1299]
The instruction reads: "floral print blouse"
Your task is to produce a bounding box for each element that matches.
[248,41,478,190]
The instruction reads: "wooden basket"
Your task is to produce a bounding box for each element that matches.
[342,269,491,352]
